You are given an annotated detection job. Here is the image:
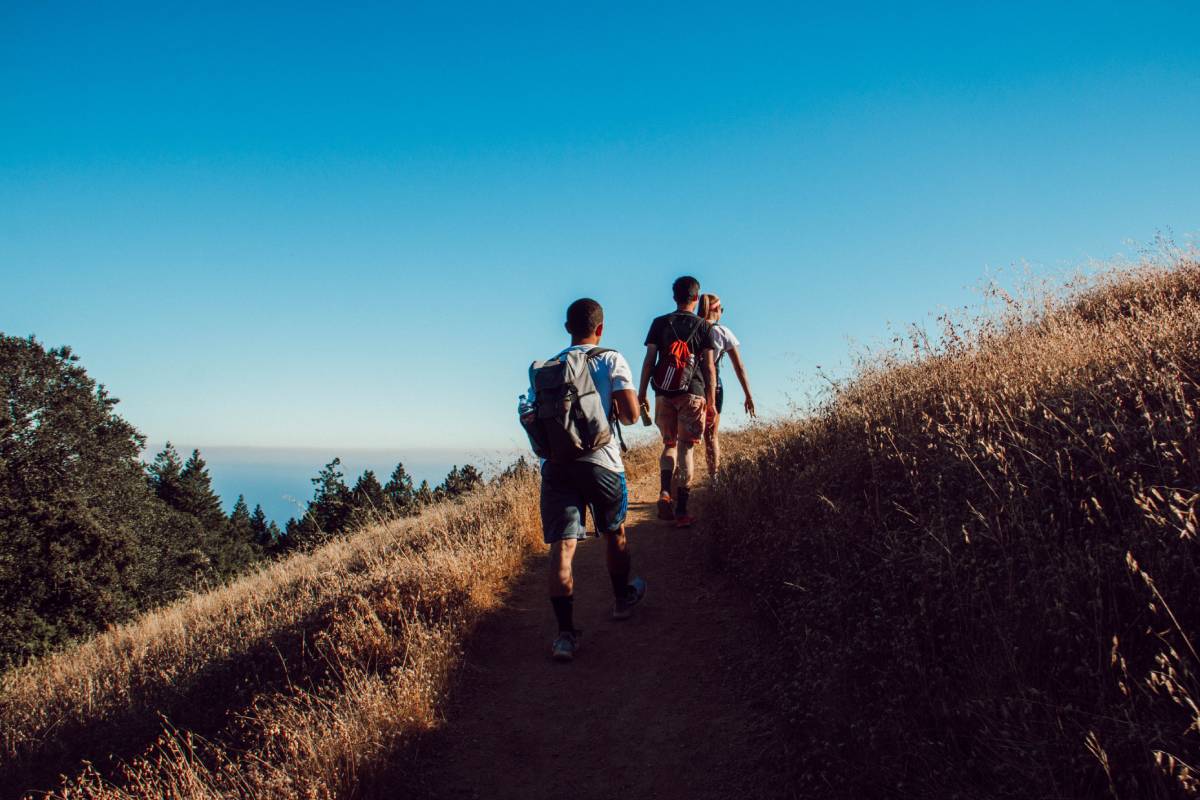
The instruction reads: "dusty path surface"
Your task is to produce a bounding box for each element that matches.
[395,481,795,800]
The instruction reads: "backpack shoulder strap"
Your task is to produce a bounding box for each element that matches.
[669,314,704,349]
[580,347,627,445]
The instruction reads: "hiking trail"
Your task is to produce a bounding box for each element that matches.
[391,476,794,800]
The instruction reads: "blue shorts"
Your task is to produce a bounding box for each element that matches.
[539,461,628,543]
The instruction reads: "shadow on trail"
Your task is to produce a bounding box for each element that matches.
[376,496,798,800]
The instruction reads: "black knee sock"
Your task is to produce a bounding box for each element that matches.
[676,487,690,515]
[610,570,630,599]
[660,470,673,494]
[550,595,574,632]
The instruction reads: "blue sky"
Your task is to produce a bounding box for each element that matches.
[3,1,1199,455]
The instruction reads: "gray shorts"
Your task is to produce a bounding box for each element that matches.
[540,461,628,543]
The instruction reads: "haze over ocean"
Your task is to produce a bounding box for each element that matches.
[145,445,528,525]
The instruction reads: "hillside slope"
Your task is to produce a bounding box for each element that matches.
[2,450,796,800]
[1,467,542,798]
[7,254,1200,799]
[702,254,1200,798]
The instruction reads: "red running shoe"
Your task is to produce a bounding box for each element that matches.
[674,514,695,529]
[656,493,675,520]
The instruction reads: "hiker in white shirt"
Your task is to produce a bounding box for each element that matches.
[698,292,756,477]
[524,298,646,662]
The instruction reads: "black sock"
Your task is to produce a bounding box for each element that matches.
[550,595,574,632]
[676,487,690,515]
[660,470,673,494]
[610,572,630,599]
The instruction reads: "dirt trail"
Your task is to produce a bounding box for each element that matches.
[395,481,794,800]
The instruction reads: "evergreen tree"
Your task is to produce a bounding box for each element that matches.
[179,450,262,579]
[0,335,202,666]
[495,456,535,485]
[266,520,282,553]
[414,479,434,508]
[178,450,227,530]
[311,458,352,532]
[287,458,353,550]
[147,442,186,508]
[437,464,484,500]
[281,516,304,553]
[250,504,278,551]
[228,495,258,558]
[383,462,417,516]
[456,463,483,494]
[350,469,386,527]
[230,495,252,530]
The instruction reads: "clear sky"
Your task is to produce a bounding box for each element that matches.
[3,1,1198,453]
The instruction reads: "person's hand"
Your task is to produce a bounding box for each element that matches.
[705,404,717,429]
[744,395,756,417]
[706,392,717,411]
[637,392,648,408]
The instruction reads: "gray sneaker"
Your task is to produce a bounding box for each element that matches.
[551,630,579,661]
[612,577,647,620]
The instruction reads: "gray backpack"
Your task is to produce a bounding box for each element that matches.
[521,348,624,463]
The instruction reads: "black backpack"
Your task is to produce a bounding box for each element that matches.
[651,314,706,393]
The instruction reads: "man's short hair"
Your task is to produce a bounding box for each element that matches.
[566,298,604,338]
[673,276,700,303]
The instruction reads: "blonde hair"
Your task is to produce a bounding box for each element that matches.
[698,293,722,323]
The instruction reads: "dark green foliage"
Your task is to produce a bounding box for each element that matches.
[178,450,227,531]
[0,335,274,668]
[147,442,186,509]
[227,495,260,561]
[151,444,256,579]
[350,469,386,527]
[250,504,280,551]
[0,336,202,666]
[435,464,484,502]
[278,461,487,551]
[383,462,417,516]
[494,456,536,486]
[282,459,354,552]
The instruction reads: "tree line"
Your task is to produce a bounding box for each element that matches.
[0,334,486,669]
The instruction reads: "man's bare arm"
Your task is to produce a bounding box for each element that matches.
[613,389,639,425]
[638,344,657,403]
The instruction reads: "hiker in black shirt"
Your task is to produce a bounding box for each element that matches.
[636,276,717,527]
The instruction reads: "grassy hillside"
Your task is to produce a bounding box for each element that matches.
[8,253,1200,800]
[0,465,542,799]
[703,253,1200,798]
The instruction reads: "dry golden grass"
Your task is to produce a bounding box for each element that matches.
[10,252,1200,799]
[702,250,1200,798]
[1,466,544,798]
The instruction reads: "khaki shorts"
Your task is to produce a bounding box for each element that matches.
[655,393,706,446]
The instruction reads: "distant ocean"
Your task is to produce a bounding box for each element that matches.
[143,445,527,525]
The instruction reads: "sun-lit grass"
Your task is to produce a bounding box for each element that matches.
[1,466,546,798]
[702,249,1200,798]
[8,250,1200,799]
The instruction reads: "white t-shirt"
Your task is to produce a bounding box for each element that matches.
[711,324,741,370]
[530,344,635,474]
